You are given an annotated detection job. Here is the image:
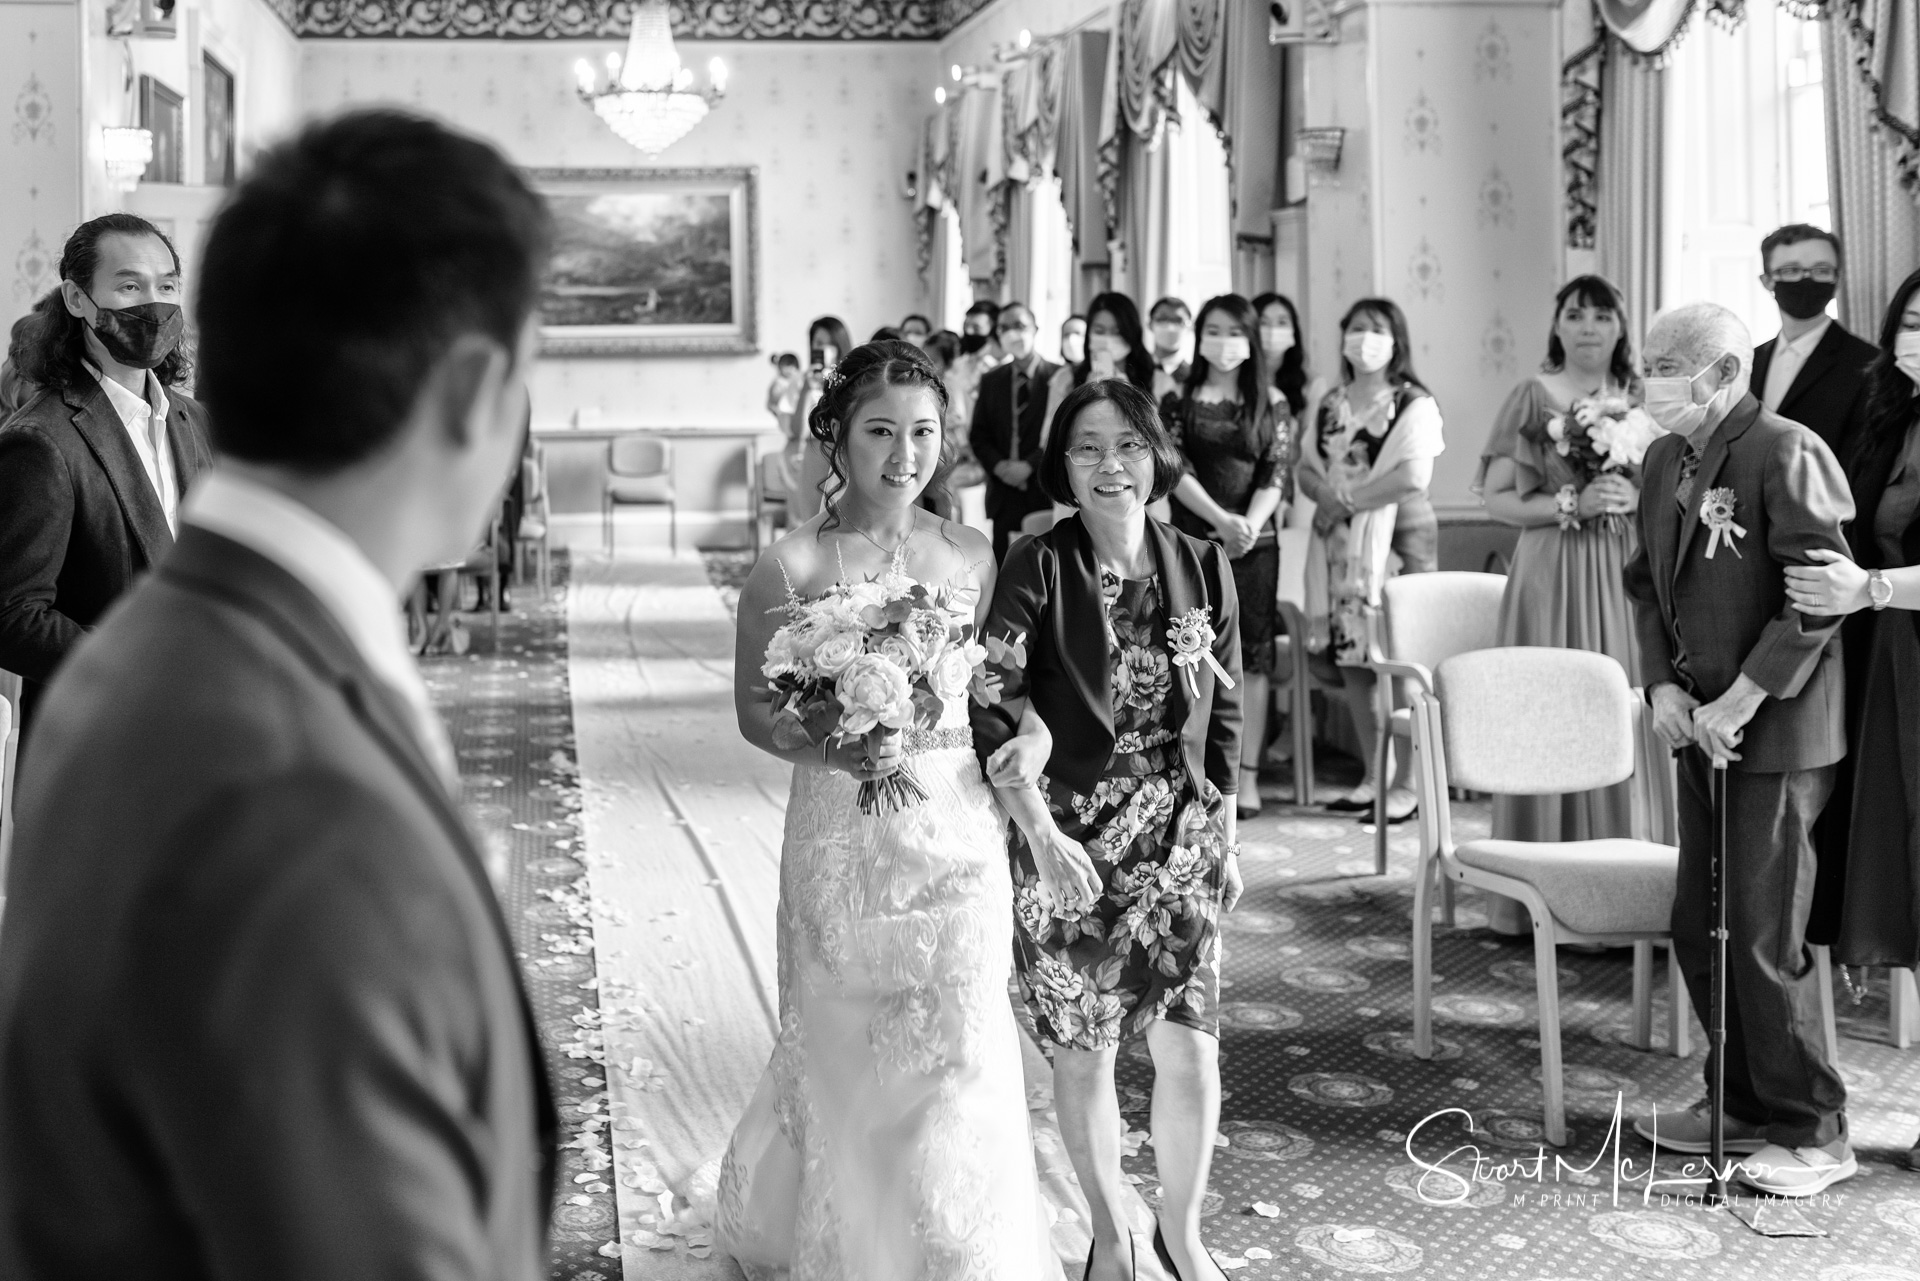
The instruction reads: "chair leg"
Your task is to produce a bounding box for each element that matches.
[603,495,614,557]
[1813,944,1838,1063]
[1630,941,1654,1051]
[1666,942,1692,1058]
[1531,911,1567,1146]
[1292,671,1314,808]
[1439,875,1456,928]
[1892,968,1920,1051]
[1372,705,1390,876]
[669,501,678,554]
[490,566,501,650]
[1411,854,1436,1060]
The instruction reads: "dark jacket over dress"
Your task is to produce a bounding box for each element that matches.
[1830,398,1920,966]
[1623,394,1853,773]
[1753,321,1879,453]
[0,527,558,1280]
[971,513,1243,800]
[969,355,1061,533]
[0,379,214,730]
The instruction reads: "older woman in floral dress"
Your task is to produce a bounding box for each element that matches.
[974,378,1243,1281]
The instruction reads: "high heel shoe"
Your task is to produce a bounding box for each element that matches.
[1083,1232,1139,1280]
[1153,1221,1224,1281]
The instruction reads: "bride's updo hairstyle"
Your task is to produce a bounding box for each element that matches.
[807,338,953,531]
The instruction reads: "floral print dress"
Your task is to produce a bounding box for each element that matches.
[1010,571,1225,1050]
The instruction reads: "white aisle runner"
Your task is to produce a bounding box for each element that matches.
[569,553,1158,1281]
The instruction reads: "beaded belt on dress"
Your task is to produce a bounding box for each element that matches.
[904,726,972,756]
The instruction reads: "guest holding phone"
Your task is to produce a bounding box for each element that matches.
[782,314,853,523]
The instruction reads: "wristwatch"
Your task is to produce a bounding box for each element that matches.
[1870,569,1894,612]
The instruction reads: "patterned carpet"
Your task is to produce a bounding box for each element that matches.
[421,549,1920,1281]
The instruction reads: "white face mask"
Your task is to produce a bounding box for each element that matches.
[1151,321,1186,355]
[1896,331,1920,387]
[1343,330,1394,374]
[1642,357,1727,437]
[1088,333,1129,376]
[1198,334,1251,372]
[1260,325,1294,359]
[1061,331,1086,365]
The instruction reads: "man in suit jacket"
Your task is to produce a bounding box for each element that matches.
[1750,224,1878,454]
[0,110,558,1279]
[970,301,1060,560]
[0,213,215,737]
[1624,302,1856,1199]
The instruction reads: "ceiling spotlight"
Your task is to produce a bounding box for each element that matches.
[934,86,947,104]
[1017,29,1031,48]
[950,64,962,81]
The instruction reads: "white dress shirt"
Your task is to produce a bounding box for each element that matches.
[90,364,179,532]
[1762,317,1832,413]
[180,470,459,791]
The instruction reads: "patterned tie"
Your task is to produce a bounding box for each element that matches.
[1012,362,1029,451]
[1674,445,1701,515]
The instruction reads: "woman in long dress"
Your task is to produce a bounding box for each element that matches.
[1785,269,1920,1166]
[778,314,854,524]
[973,378,1244,1281]
[1476,276,1670,864]
[1162,293,1295,818]
[1293,298,1443,824]
[717,340,1057,1279]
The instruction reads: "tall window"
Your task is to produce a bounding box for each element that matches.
[1662,8,1833,340]
[1166,76,1233,309]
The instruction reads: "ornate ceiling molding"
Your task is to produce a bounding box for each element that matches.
[294,0,997,39]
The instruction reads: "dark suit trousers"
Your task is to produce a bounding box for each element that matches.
[1671,749,1846,1147]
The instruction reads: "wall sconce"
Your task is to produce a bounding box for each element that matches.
[1294,126,1346,176]
[102,126,154,191]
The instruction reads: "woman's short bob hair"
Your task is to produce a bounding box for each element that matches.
[1039,378,1184,508]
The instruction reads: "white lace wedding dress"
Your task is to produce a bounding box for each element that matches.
[716,588,1051,1281]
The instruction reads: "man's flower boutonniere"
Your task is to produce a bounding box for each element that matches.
[1167,608,1236,697]
[1700,486,1747,559]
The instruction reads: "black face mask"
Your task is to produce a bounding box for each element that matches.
[1773,278,1837,321]
[87,299,184,369]
[959,332,990,355]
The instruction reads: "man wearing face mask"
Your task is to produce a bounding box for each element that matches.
[1623,302,1857,1198]
[945,300,1004,432]
[1059,314,1087,367]
[0,213,215,740]
[1751,225,1878,454]
[1148,297,1193,403]
[970,302,1060,561]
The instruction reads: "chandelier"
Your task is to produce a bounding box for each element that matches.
[574,0,727,156]
[101,126,154,191]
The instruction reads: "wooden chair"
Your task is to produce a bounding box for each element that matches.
[516,445,552,599]
[1364,571,1507,872]
[1410,647,1690,1146]
[604,435,676,554]
[750,449,789,557]
[419,516,505,652]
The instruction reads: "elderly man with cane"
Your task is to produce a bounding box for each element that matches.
[1623,302,1856,1198]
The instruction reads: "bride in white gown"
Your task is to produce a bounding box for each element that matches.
[717,340,1058,1280]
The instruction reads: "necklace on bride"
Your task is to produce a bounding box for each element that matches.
[838,508,919,575]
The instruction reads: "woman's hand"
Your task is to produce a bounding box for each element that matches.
[1031,822,1103,914]
[1221,848,1244,912]
[1785,548,1873,615]
[822,727,904,782]
[1575,474,1636,520]
[986,730,1050,790]
[1213,513,1256,558]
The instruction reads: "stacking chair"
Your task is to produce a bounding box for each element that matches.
[1274,524,1316,805]
[1364,571,1507,872]
[516,445,552,599]
[1410,647,1690,1146]
[421,515,505,652]
[604,435,676,554]
[750,449,789,556]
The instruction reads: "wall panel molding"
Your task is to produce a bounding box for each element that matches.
[294,0,996,40]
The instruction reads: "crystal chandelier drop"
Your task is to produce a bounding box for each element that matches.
[574,0,727,157]
[101,126,154,192]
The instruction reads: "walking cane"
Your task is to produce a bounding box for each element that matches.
[1708,752,1730,1205]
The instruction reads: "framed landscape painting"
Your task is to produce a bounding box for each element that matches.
[529,167,757,356]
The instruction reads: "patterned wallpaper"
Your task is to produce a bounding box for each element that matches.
[295,0,997,40]
[0,9,80,339]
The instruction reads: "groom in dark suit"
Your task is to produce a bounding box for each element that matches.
[970,301,1059,560]
[0,111,558,1277]
[1624,302,1855,1199]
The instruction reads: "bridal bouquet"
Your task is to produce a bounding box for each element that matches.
[761,572,1017,815]
[1526,392,1664,533]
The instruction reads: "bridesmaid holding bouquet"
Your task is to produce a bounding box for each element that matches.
[1477,276,1675,880]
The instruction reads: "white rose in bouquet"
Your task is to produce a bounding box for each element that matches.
[836,653,916,735]
[927,646,977,700]
[812,629,867,677]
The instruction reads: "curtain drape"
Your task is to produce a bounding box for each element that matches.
[955,82,1009,290]
[1218,0,1285,293]
[1056,28,1113,281]
[1822,4,1920,333]
[1595,38,1665,342]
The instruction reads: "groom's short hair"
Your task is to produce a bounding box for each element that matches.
[1647,303,1754,376]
